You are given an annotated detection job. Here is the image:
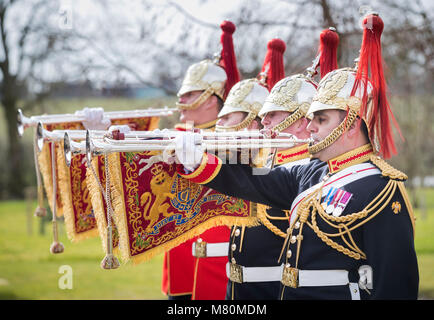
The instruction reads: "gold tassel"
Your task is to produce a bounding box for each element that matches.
[49,142,64,254]
[33,129,47,217]
[100,154,120,269]
[86,156,119,254]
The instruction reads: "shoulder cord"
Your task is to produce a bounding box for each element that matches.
[257,204,289,238]
[300,178,398,262]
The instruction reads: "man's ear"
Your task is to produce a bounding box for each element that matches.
[249,118,262,131]
[346,118,361,138]
[295,118,309,134]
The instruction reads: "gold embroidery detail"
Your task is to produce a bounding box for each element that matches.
[369,155,408,180]
[327,144,373,173]
[275,144,310,165]
[313,68,362,112]
[265,76,302,111]
[391,201,401,214]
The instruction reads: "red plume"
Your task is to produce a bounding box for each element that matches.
[352,14,402,159]
[261,38,286,90]
[219,20,240,99]
[319,27,339,78]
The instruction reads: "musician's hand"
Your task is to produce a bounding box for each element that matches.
[174,132,204,172]
[108,125,131,134]
[260,128,278,139]
[76,107,111,130]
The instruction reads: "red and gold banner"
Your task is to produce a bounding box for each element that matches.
[84,117,160,246]
[108,152,258,264]
[86,156,120,253]
[38,116,159,243]
[57,149,99,241]
[38,122,84,218]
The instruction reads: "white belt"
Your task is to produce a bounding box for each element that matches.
[281,267,361,300]
[226,262,284,283]
[227,264,362,300]
[298,269,349,286]
[192,241,229,258]
[299,269,360,300]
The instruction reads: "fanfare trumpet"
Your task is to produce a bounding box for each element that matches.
[60,128,313,167]
[17,106,177,136]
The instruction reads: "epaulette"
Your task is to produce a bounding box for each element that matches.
[370,155,407,181]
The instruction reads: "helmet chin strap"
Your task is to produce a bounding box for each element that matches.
[215,112,257,132]
[308,109,358,155]
[270,108,304,133]
[176,87,216,111]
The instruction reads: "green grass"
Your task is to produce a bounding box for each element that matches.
[0,189,433,300]
[0,200,166,300]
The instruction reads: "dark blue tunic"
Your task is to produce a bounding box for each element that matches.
[204,159,419,300]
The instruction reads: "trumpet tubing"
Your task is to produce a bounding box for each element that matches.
[17,107,177,136]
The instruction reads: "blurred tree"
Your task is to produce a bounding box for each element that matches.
[0,0,82,198]
[0,0,432,198]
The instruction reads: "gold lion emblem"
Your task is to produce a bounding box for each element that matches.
[140,164,175,233]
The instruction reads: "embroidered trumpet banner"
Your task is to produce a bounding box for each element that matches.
[86,156,120,252]
[85,117,160,247]
[54,116,159,242]
[38,122,84,218]
[108,152,258,264]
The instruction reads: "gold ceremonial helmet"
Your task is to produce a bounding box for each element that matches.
[215,38,287,132]
[215,78,269,132]
[306,67,377,154]
[176,59,227,110]
[258,27,340,133]
[307,13,402,159]
[259,74,318,132]
[176,20,240,111]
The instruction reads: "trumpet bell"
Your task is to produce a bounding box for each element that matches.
[64,132,72,167]
[86,130,93,164]
[36,122,45,152]
[17,109,25,137]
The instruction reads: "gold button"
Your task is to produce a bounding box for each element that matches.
[231,244,237,251]
[290,236,297,244]
[234,229,240,236]
[287,250,292,258]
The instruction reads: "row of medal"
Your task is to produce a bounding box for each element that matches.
[321,187,353,217]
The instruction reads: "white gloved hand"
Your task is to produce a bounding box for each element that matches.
[173,132,204,172]
[76,107,111,130]
[108,125,131,134]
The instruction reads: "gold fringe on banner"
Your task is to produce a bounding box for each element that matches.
[38,143,64,217]
[56,141,99,242]
[85,156,120,254]
[108,152,259,265]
